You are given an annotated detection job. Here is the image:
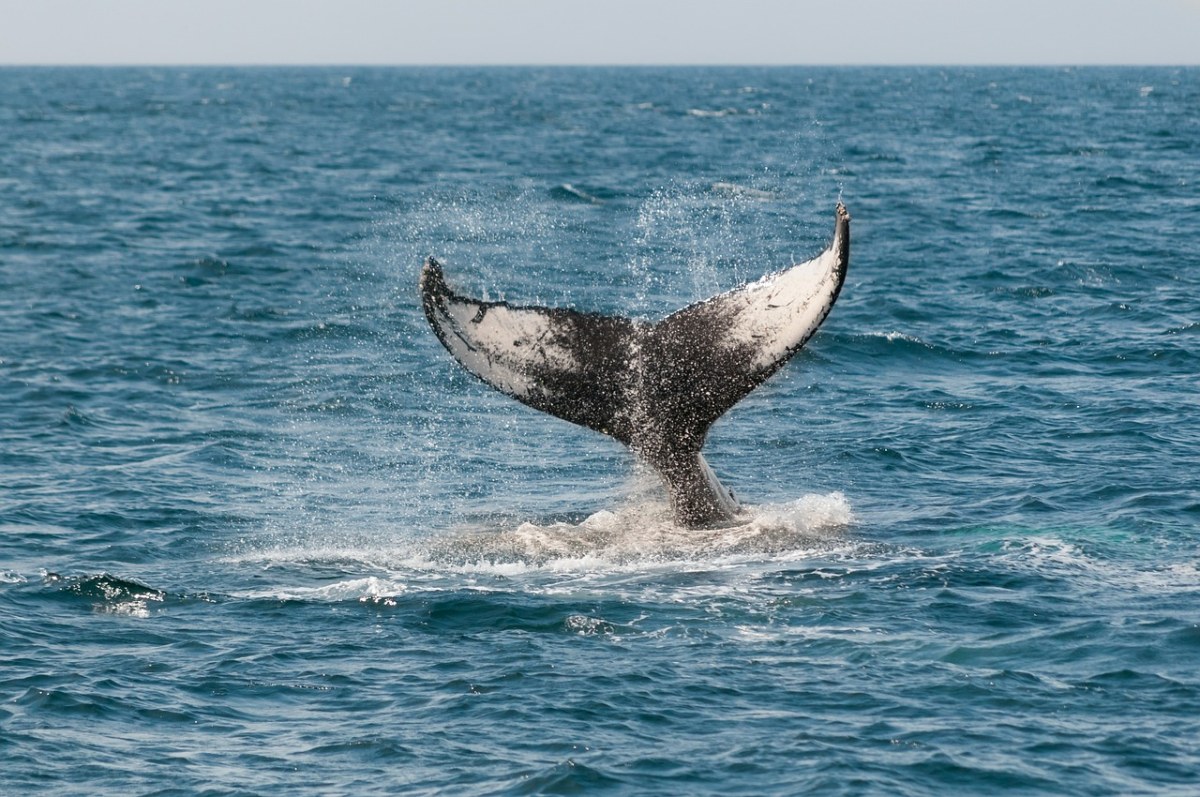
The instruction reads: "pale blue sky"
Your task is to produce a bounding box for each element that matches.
[1,0,1198,65]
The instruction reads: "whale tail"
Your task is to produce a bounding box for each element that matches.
[420,203,850,528]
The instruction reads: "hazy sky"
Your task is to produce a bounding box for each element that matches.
[1,0,1198,66]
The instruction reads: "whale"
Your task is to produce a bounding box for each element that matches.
[420,203,850,528]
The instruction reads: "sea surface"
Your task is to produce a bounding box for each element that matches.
[2,66,1199,795]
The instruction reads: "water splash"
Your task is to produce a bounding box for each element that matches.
[227,491,853,584]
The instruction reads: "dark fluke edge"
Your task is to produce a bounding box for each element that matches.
[420,203,850,528]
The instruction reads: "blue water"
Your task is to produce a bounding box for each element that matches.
[2,66,1199,795]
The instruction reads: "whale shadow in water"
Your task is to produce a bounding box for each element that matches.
[420,203,850,529]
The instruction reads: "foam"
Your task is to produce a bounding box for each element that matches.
[997,535,1200,595]
[223,493,856,600]
[235,575,409,604]
[416,492,854,570]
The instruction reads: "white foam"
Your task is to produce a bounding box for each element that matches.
[996,535,1200,595]
[95,599,157,619]
[688,108,737,118]
[734,623,876,644]
[223,492,857,600]
[235,575,409,604]
[418,492,854,570]
[876,330,926,344]
[558,183,604,204]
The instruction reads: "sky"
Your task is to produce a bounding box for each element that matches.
[1,0,1198,66]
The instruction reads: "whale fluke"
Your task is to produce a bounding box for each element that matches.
[421,203,850,528]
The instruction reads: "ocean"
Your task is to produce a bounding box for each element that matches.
[2,66,1198,795]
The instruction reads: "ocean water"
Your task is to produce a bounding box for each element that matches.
[2,66,1199,795]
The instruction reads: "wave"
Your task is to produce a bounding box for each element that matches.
[829,330,972,363]
[42,572,168,618]
[548,183,605,204]
[234,575,411,605]
[687,107,738,118]
[991,535,1200,596]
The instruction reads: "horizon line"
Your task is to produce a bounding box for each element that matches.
[2,62,1197,69]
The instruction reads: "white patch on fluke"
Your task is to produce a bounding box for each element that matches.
[435,300,579,400]
[686,222,846,372]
